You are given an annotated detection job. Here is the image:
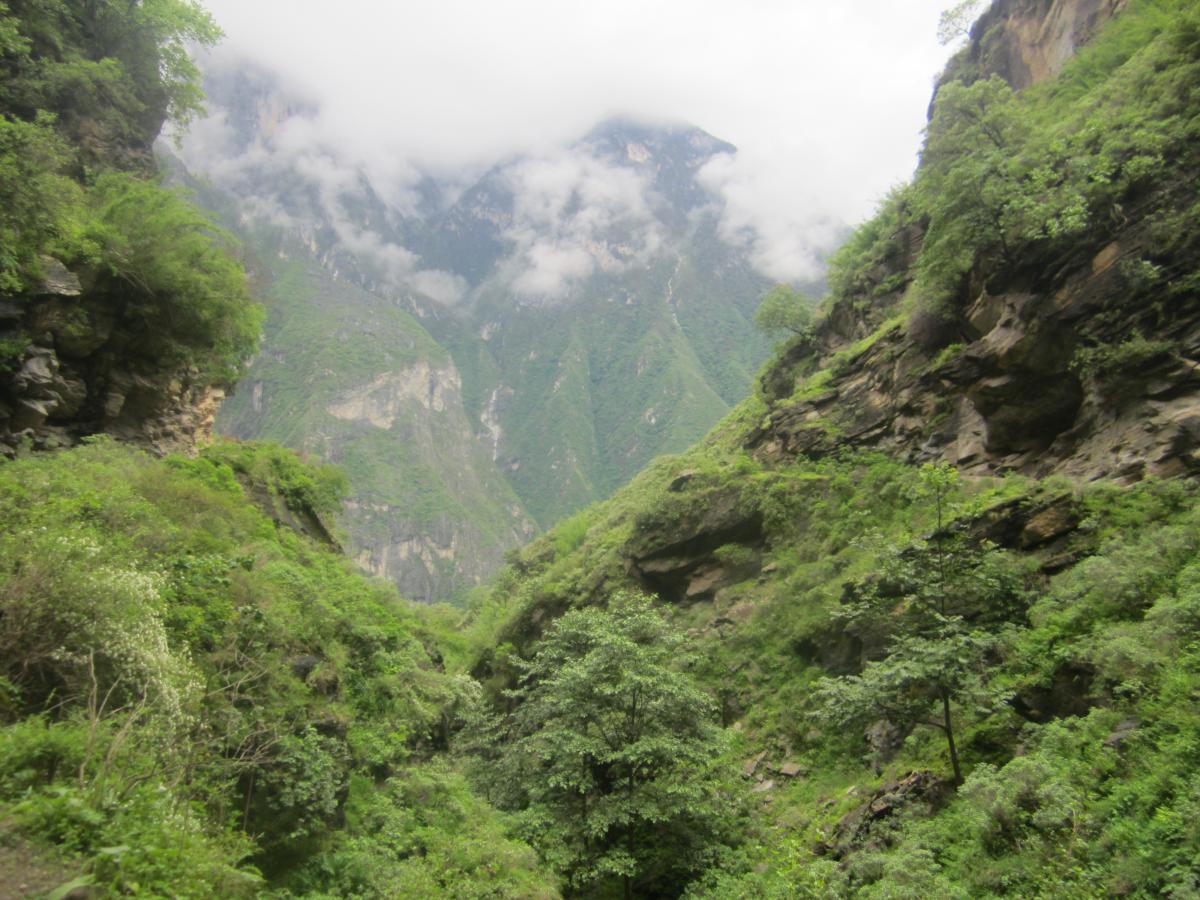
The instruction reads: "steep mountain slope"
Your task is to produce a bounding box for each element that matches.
[462,0,1200,894]
[179,71,786,596]
[753,0,1198,484]
[212,223,535,603]
[0,2,261,457]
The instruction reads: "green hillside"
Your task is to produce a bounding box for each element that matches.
[4,0,1200,896]
[455,0,1200,894]
[215,228,534,603]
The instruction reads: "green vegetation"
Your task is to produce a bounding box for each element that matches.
[1070,332,1176,384]
[5,0,1200,896]
[754,285,816,342]
[0,440,555,896]
[467,593,738,897]
[471,423,1200,895]
[0,0,260,383]
[821,0,1200,346]
[812,465,1019,786]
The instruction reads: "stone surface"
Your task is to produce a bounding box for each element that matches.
[743,750,767,778]
[36,256,82,296]
[820,771,953,859]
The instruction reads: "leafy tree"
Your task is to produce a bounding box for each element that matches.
[753,285,815,341]
[0,0,221,139]
[0,113,83,291]
[813,465,1018,785]
[85,172,263,381]
[937,0,988,45]
[500,592,736,898]
[913,76,1090,315]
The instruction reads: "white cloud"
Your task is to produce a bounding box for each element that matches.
[189,0,957,284]
[499,150,663,297]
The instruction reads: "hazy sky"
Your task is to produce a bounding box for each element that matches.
[194,0,961,282]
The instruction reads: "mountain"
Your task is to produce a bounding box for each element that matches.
[462,0,1200,893]
[6,0,1200,896]
[177,71,792,600]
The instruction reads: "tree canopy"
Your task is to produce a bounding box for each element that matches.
[476,593,738,898]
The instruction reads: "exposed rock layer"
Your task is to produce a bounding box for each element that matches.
[0,264,229,456]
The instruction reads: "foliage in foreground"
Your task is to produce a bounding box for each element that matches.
[0,0,262,383]
[465,594,743,898]
[0,440,555,897]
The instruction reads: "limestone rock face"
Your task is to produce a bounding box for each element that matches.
[942,0,1127,92]
[326,362,461,428]
[0,262,232,456]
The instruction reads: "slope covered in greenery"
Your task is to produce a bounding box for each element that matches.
[453,1,1200,895]
[5,0,1200,897]
[0,440,556,897]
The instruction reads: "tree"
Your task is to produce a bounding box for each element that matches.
[937,0,988,45]
[914,76,1090,314]
[813,465,1018,786]
[753,285,815,341]
[500,593,735,898]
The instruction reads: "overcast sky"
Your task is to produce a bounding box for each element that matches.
[194,0,961,283]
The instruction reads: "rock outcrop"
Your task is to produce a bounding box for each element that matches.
[943,0,1127,92]
[752,245,1200,483]
[751,0,1200,485]
[0,262,229,456]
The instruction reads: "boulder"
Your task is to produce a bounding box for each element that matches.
[820,771,952,859]
[36,257,82,297]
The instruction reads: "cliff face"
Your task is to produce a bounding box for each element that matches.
[752,0,1199,485]
[0,260,233,457]
[945,0,1127,90]
[215,246,534,603]
[752,226,1200,483]
[0,6,255,459]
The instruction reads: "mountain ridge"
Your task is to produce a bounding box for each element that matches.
[181,75,787,599]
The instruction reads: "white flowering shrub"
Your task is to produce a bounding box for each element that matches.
[1,527,200,731]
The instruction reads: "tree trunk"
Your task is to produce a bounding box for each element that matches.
[941,689,963,787]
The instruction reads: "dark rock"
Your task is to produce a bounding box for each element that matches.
[289,654,321,681]
[1019,496,1083,548]
[1011,661,1096,723]
[629,484,764,603]
[668,469,699,491]
[821,770,953,860]
[1103,717,1140,750]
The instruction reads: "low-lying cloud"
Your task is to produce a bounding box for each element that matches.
[187,0,957,287]
[502,151,663,298]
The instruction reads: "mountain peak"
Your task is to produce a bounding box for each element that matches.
[582,115,736,168]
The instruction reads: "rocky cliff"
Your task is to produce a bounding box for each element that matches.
[0,260,232,456]
[753,0,1198,485]
[944,0,1127,90]
[0,4,258,459]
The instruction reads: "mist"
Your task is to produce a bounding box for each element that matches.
[188,0,959,284]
